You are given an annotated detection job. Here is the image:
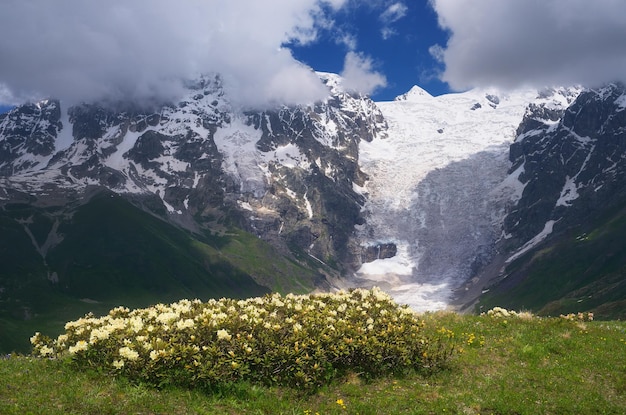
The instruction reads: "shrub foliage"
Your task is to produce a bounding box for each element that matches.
[30,288,455,390]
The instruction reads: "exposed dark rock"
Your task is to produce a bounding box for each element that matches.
[361,243,397,263]
[504,83,626,250]
[0,100,62,174]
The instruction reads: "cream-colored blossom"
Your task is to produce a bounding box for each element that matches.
[90,326,114,343]
[30,332,41,345]
[214,312,228,321]
[156,312,179,325]
[39,345,55,357]
[150,349,167,361]
[56,334,69,347]
[68,340,89,355]
[119,346,139,361]
[216,329,232,341]
[129,316,144,333]
[176,318,195,330]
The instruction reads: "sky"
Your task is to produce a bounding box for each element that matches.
[1,0,626,111]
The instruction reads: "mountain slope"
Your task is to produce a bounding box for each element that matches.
[473,83,626,317]
[0,73,385,273]
[477,205,626,319]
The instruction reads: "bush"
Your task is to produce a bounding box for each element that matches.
[31,288,456,390]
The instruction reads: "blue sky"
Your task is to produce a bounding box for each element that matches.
[288,1,450,101]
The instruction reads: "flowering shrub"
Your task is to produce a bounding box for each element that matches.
[560,312,594,322]
[483,307,534,320]
[484,307,517,318]
[30,288,456,390]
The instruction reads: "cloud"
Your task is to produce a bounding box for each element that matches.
[379,2,408,39]
[336,33,358,51]
[340,51,387,95]
[380,2,408,24]
[428,44,445,64]
[430,0,626,90]
[0,0,351,108]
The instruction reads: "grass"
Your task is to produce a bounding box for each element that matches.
[194,228,322,294]
[3,311,625,414]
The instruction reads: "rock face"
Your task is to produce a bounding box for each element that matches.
[502,83,626,258]
[361,243,398,263]
[0,100,62,174]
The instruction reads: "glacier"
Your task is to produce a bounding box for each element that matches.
[353,87,547,311]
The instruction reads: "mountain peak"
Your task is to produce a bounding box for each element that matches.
[394,85,432,102]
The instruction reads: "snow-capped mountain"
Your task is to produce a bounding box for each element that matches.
[0,73,386,278]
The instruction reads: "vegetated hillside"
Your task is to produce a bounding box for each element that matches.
[477,204,626,319]
[0,189,328,353]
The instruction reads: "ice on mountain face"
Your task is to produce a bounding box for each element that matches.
[556,176,579,207]
[356,88,541,310]
[506,220,556,264]
[616,93,626,110]
[213,115,267,197]
[266,143,308,169]
[492,161,527,204]
[55,106,74,152]
[105,129,141,170]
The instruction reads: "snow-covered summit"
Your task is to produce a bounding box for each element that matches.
[393,85,432,101]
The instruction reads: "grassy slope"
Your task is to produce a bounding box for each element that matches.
[477,206,626,319]
[0,191,321,353]
[45,193,268,302]
[1,312,625,414]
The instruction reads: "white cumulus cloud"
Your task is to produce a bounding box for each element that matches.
[0,0,351,108]
[340,51,387,95]
[430,0,626,90]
